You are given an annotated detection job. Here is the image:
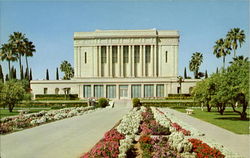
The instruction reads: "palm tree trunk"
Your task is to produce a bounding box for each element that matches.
[8,60,11,75]
[234,49,236,58]
[19,54,22,76]
[25,55,29,71]
[223,56,225,70]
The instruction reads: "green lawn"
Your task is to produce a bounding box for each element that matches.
[171,107,250,134]
[0,108,51,119]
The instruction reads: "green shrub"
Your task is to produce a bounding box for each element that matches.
[35,94,79,100]
[98,98,109,108]
[141,101,199,107]
[132,98,141,107]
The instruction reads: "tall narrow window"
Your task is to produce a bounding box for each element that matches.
[123,46,129,63]
[85,52,87,63]
[134,46,140,63]
[101,46,107,63]
[44,88,48,94]
[165,51,168,63]
[145,46,151,63]
[112,46,118,63]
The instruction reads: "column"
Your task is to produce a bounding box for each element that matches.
[131,45,134,77]
[110,46,113,77]
[141,84,145,98]
[164,84,168,97]
[175,46,178,77]
[94,46,98,77]
[91,84,94,97]
[128,45,132,77]
[154,45,157,77]
[98,46,102,77]
[121,46,124,77]
[154,84,157,97]
[116,84,119,99]
[128,84,131,98]
[74,46,77,77]
[107,46,110,77]
[118,46,121,77]
[150,45,154,77]
[139,45,143,77]
[78,47,81,77]
[142,45,146,77]
[104,84,107,98]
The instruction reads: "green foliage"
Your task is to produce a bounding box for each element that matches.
[60,60,74,80]
[213,38,231,69]
[98,97,109,108]
[0,80,25,112]
[193,58,249,119]
[226,28,245,57]
[35,94,79,100]
[189,52,203,79]
[0,65,4,83]
[141,101,198,107]
[132,98,141,107]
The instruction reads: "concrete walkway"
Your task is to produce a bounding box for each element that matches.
[160,108,250,158]
[0,100,131,158]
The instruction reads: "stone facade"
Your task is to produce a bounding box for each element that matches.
[30,29,198,99]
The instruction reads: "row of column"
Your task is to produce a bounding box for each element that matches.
[79,83,168,99]
[95,45,158,77]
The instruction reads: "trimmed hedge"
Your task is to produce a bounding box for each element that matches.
[168,94,191,97]
[165,96,193,100]
[17,101,87,108]
[35,94,79,100]
[141,101,199,107]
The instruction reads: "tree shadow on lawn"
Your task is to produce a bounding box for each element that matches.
[215,117,250,121]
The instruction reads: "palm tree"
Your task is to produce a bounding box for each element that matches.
[9,32,26,76]
[229,55,248,66]
[226,28,245,57]
[213,38,231,69]
[189,52,203,79]
[0,43,18,75]
[23,38,36,71]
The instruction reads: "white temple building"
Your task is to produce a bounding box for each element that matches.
[30,29,197,99]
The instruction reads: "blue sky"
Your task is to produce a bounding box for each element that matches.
[0,0,249,80]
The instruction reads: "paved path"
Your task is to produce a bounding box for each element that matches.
[160,108,250,158]
[0,100,131,158]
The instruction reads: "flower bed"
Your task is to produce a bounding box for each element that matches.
[189,138,225,158]
[0,106,98,134]
[81,106,227,158]
[82,129,125,158]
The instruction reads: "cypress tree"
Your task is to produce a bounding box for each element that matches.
[0,65,4,83]
[29,68,32,80]
[46,69,49,80]
[5,74,9,82]
[205,70,208,78]
[20,65,24,80]
[56,67,59,80]
[13,68,17,79]
[184,67,187,79]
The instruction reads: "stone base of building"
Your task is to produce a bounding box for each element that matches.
[30,78,199,100]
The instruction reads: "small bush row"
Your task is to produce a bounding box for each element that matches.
[141,101,199,107]
[35,94,79,100]
[17,101,88,108]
